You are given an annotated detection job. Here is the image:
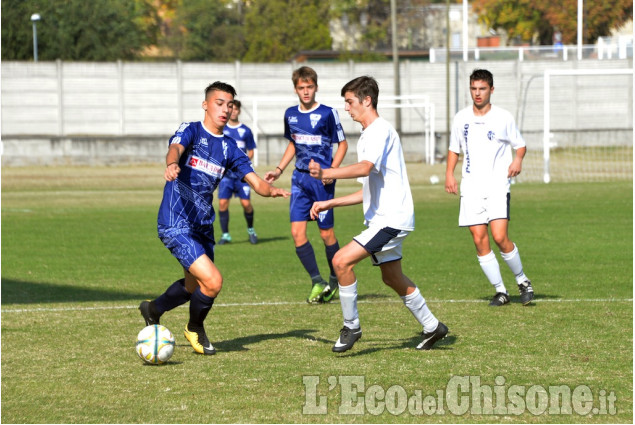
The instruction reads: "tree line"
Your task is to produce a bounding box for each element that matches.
[2,0,631,62]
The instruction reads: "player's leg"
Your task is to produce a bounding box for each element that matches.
[239,192,257,244]
[470,224,509,306]
[330,240,368,352]
[318,226,339,302]
[314,179,339,300]
[291,220,326,303]
[217,178,234,244]
[490,218,533,305]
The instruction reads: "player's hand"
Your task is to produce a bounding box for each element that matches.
[445,174,458,195]
[310,200,328,220]
[322,178,334,185]
[264,170,280,183]
[270,186,291,198]
[508,160,522,178]
[165,163,181,181]
[309,159,323,180]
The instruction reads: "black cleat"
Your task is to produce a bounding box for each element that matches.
[517,280,534,305]
[332,326,362,353]
[489,292,510,306]
[139,300,160,326]
[417,322,449,350]
[184,324,216,355]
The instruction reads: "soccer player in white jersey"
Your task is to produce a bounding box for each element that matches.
[218,100,259,245]
[445,68,534,306]
[309,76,448,353]
[265,66,348,304]
[139,82,289,356]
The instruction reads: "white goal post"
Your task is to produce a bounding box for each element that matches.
[542,68,634,183]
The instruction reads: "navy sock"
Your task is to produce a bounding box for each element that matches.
[154,279,191,315]
[244,210,254,228]
[219,210,229,233]
[188,287,215,328]
[325,240,340,278]
[295,241,321,280]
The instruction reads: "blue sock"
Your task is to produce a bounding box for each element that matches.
[295,241,321,281]
[244,210,254,228]
[219,210,229,233]
[188,287,215,328]
[325,240,340,278]
[154,279,191,315]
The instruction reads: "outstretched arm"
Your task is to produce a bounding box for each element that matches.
[264,142,296,183]
[244,172,290,198]
[310,189,363,220]
[309,159,373,181]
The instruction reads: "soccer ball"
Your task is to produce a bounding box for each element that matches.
[136,324,175,365]
[429,175,440,185]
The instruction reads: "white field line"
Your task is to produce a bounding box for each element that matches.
[1,297,632,314]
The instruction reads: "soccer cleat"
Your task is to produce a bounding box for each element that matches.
[517,280,534,305]
[321,280,339,303]
[489,292,510,306]
[332,326,362,353]
[417,322,448,350]
[307,282,326,304]
[184,324,216,355]
[247,227,258,244]
[139,300,160,326]
[218,233,232,245]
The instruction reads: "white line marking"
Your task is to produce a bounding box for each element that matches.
[1,298,631,313]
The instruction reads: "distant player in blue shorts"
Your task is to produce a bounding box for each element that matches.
[218,100,258,245]
[265,66,348,304]
[139,82,290,356]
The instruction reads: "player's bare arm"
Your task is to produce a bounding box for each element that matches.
[445,150,460,195]
[309,159,373,181]
[244,172,291,198]
[310,189,364,220]
[508,147,526,178]
[165,144,185,181]
[323,139,349,184]
[265,142,296,183]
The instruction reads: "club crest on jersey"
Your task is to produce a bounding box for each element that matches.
[310,113,321,128]
[238,128,246,138]
[487,131,495,141]
[187,155,224,178]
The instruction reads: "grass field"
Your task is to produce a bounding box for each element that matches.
[1,165,632,424]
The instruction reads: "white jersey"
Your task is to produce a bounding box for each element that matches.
[449,104,525,197]
[357,116,414,230]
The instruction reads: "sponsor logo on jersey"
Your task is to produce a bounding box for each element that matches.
[463,124,471,174]
[288,116,298,124]
[187,155,225,178]
[293,134,322,146]
[310,113,321,128]
[222,140,228,159]
[199,138,208,147]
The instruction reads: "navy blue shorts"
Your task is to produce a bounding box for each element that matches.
[289,169,335,229]
[158,224,215,270]
[218,176,251,200]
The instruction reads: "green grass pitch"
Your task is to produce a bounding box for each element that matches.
[1,165,632,423]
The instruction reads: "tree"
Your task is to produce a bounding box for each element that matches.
[473,0,633,45]
[243,0,332,62]
[1,0,160,60]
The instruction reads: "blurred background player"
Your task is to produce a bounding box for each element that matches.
[218,99,258,245]
[309,76,448,353]
[139,82,289,356]
[445,68,534,306]
[265,66,348,304]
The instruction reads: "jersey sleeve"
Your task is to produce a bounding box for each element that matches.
[227,139,255,181]
[448,116,462,154]
[505,113,526,149]
[169,122,194,149]
[244,126,257,150]
[329,109,346,143]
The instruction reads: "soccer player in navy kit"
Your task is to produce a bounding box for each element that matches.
[218,100,259,245]
[445,69,534,306]
[265,66,348,304]
[139,82,289,355]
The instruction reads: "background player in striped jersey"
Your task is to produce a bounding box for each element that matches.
[218,99,259,245]
[139,82,289,356]
[445,68,534,307]
[265,66,348,304]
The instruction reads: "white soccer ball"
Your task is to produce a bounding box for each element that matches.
[429,175,440,185]
[136,325,175,365]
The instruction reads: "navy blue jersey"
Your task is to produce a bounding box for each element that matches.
[223,122,256,179]
[158,121,254,229]
[283,103,346,170]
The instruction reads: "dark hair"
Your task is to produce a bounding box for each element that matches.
[341,76,379,109]
[232,99,242,109]
[470,69,494,88]
[204,81,237,99]
[292,66,318,87]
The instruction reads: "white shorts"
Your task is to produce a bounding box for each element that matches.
[353,225,410,266]
[459,193,510,227]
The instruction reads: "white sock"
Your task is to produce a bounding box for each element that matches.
[500,244,528,284]
[478,251,506,294]
[401,287,439,333]
[339,282,360,330]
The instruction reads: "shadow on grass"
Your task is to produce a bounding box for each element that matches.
[211,328,330,352]
[1,278,155,305]
[336,334,457,358]
[215,235,290,245]
[479,292,561,306]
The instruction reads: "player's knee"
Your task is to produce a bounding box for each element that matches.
[332,252,351,275]
[200,276,223,297]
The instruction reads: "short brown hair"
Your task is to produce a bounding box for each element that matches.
[292,66,318,87]
[341,76,379,109]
